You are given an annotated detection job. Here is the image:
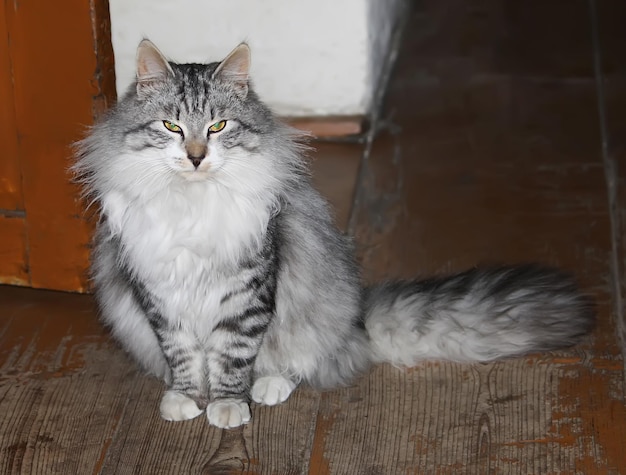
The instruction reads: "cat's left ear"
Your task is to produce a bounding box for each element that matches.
[136,39,174,98]
[213,43,251,98]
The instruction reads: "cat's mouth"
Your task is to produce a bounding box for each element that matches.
[181,170,212,182]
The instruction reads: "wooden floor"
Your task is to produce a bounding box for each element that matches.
[2,1,626,473]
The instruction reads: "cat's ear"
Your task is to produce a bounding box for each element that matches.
[136,39,173,97]
[213,43,251,98]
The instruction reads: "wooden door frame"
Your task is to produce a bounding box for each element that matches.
[0,0,115,292]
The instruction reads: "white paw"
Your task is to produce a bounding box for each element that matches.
[251,376,296,406]
[159,390,204,421]
[206,399,251,429]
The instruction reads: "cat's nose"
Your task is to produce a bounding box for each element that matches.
[186,142,208,168]
[188,154,205,168]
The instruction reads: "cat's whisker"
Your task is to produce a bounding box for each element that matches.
[217,170,273,208]
[129,162,174,190]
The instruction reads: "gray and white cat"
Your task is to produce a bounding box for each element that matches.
[74,40,594,429]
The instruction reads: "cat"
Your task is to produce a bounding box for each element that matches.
[73,40,594,429]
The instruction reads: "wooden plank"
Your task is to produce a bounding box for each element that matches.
[310,359,584,474]
[98,381,320,474]
[0,0,23,212]
[0,287,135,475]
[91,0,117,119]
[285,116,364,138]
[0,0,28,287]
[4,0,115,292]
[0,215,29,286]
[95,377,224,475]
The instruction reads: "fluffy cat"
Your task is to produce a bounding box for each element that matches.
[73,40,594,429]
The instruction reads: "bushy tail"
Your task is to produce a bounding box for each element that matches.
[364,265,594,366]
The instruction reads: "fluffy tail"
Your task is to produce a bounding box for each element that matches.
[364,265,594,365]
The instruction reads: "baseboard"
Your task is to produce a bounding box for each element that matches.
[283,115,365,138]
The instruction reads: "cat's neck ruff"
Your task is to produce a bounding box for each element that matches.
[102,174,277,276]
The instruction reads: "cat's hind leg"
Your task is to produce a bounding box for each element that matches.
[251,376,296,406]
[252,346,299,406]
[96,275,171,383]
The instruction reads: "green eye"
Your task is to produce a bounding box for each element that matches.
[163,120,182,134]
[208,120,227,133]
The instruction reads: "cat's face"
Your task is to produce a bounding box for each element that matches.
[120,41,274,184]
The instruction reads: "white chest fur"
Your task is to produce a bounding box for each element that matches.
[102,182,272,323]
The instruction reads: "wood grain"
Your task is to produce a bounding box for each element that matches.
[0,288,129,475]
[285,116,364,138]
[3,0,115,292]
[0,216,29,285]
[0,0,28,286]
[0,0,23,212]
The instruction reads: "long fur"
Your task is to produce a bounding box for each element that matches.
[73,41,594,427]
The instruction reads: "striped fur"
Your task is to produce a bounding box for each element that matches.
[74,41,594,429]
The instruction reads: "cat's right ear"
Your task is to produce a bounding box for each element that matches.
[136,39,174,98]
[213,43,251,98]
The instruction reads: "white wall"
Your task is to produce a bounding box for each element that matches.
[109,0,403,117]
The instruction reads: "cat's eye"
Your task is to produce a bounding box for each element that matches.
[163,120,183,134]
[208,120,227,133]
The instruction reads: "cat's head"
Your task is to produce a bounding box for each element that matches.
[124,40,281,183]
[76,40,304,202]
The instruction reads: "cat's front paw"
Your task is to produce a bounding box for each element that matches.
[251,376,296,406]
[160,390,204,421]
[206,399,251,429]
